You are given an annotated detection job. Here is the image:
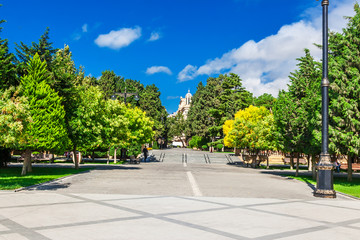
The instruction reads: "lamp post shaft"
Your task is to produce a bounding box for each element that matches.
[315,0,336,198]
[321,0,329,154]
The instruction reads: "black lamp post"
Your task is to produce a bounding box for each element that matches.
[314,0,336,198]
[111,87,139,104]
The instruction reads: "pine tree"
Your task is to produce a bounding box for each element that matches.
[0,20,17,89]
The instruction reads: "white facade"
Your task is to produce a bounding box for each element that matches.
[169,90,192,119]
[169,90,192,147]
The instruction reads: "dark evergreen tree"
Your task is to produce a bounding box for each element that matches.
[328,3,360,181]
[15,27,57,76]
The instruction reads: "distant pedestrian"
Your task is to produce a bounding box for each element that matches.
[334,160,341,173]
[143,147,148,162]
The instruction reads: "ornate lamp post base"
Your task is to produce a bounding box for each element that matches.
[314,154,336,198]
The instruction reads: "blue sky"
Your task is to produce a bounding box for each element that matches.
[0,0,356,113]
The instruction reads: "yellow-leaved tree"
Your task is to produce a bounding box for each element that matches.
[223,105,277,167]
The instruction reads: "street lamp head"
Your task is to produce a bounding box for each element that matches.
[134,94,140,101]
[110,95,117,100]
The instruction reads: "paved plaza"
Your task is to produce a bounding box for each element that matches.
[1,148,360,239]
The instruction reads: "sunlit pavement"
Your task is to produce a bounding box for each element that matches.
[1,148,360,240]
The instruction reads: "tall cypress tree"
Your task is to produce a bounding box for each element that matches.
[19,54,69,175]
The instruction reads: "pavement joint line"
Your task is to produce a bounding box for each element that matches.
[0,215,51,240]
[0,200,85,210]
[186,171,203,197]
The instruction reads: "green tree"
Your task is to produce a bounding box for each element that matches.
[273,49,321,176]
[140,84,167,140]
[0,87,30,167]
[168,112,187,147]
[15,27,57,75]
[19,54,69,175]
[68,84,105,168]
[0,19,17,89]
[254,93,276,111]
[328,3,360,181]
[98,70,123,100]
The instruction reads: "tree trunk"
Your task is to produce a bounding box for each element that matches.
[73,146,79,169]
[21,149,32,175]
[79,151,82,164]
[347,154,353,182]
[311,154,316,180]
[307,154,311,171]
[92,150,95,162]
[266,150,270,169]
[295,153,300,177]
[253,151,259,169]
[290,152,294,170]
[114,148,118,164]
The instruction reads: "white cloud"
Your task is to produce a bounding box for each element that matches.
[178,64,198,81]
[177,0,356,96]
[146,66,172,75]
[148,31,161,41]
[95,26,142,50]
[82,24,88,33]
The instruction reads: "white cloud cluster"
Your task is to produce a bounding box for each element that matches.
[146,66,172,75]
[95,26,142,50]
[177,0,356,97]
[148,31,161,41]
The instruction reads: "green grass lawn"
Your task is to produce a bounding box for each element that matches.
[0,167,91,190]
[289,175,360,198]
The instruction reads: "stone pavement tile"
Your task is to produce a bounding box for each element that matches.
[37,218,234,240]
[167,207,321,239]
[0,233,29,240]
[0,193,82,208]
[251,201,360,223]
[108,196,225,215]
[185,196,289,207]
[70,193,153,201]
[278,226,359,240]
[0,224,9,232]
[349,222,360,228]
[0,202,139,228]
[70,193,167,202]
[309,199,360,210]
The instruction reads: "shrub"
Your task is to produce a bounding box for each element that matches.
[202,145,208,150]
[190,136,208,149]
[216,144,224,152]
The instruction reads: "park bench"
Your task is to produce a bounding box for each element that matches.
[340,163,360,172]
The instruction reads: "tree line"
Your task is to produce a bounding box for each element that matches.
[173,4,360,182]
[0,23,166,174]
